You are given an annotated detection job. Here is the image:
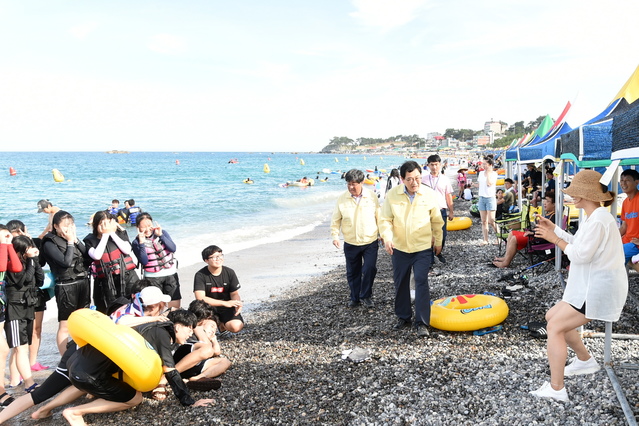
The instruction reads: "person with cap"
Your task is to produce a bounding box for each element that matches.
[530,170,628,402]
[330,169,380,308]
[36,200,60,239]
[111,285,171,327]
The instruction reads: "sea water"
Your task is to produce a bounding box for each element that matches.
[0,152,401,268]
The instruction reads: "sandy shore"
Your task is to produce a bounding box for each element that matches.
[6,199,639,425]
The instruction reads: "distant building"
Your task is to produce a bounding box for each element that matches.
[484,119,508,136]
[475,135,491,146]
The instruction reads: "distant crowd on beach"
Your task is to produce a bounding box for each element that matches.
[330,156,629,402]
[0,199,247,424]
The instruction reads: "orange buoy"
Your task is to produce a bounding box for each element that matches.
[9,167,16,176]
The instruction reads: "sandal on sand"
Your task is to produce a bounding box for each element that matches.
[0,392,15,407]
[151,384,168,401]
[187,378,222,392]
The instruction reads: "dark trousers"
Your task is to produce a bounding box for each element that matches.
[432,208,448,263]
[343,241,378,302]
[392,248,432,326]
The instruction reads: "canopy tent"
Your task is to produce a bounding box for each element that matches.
[505,115,555,161]
[559,98,633,167]
[561,64,639,167]
[611,99,639,160]
[517,121,573,163]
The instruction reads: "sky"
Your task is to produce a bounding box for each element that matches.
[1,0,639,152]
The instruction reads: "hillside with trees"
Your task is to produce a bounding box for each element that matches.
[319,115,553,152]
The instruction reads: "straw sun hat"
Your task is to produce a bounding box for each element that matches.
[563,170,613,203]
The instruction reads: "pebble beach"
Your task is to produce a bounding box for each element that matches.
[5,198,639,425]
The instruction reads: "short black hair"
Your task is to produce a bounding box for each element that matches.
[188,299,218,323]
[135,212,153,227]
[427,154,441,164]
[5,220,26,234]
[621,169,639,181]
[201,245,223,261]
[400,161,421,179]
[344,169,365,183]
[504,178,514,184]
[167,309,197,328]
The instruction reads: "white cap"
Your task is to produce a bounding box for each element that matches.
[140,286,171,306]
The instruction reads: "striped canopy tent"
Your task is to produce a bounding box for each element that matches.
[610,65,639,161]
[561,64,639,167]
[518,121,573,163]
[505,114,555,162]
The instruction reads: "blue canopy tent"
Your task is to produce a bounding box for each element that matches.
[518,121,572,163]
[559,98,633,167]
[611,99,639,161]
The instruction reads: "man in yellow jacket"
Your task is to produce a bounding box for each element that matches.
[379,161,444,337]
[330,169,380,308]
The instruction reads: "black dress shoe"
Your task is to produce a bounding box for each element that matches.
[361,298,374,308]
[393,318,412,330]
[416,324,430,337]
[348,300,360,308]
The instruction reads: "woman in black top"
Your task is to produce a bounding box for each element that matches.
[41,211,91,355]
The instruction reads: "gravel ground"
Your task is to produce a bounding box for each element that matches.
[6,198,639,425]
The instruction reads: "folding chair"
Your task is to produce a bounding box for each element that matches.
[496,199,530,255]
[526,208,569,271]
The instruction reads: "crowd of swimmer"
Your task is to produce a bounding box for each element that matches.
[0,199,244,424]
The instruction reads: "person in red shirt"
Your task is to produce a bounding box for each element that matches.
[619,169,639,267]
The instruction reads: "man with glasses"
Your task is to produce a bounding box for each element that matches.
[330,169,380,309]
[619,169,639,268]
[379,161,444,337]
[193,246,244,334]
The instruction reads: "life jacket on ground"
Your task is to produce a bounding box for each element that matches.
[142,236,175,273]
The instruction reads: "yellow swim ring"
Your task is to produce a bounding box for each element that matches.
[243,179,254,184]
[68,309,163,392]
[430,294,509,332]
[496,178,505,186]
[446,217,472,231]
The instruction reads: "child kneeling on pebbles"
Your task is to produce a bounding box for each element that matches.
[172,301,232,391]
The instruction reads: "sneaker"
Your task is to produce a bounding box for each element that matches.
[392,318,412,330]
[529,381,569,402]
[361,298,374,309]
[348,300,360,308]
[416,324,430,337]
[564,356,600,376]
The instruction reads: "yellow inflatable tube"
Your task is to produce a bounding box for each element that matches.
[68,309,163,392]
[446,217,472,231]
[430,294,509,332]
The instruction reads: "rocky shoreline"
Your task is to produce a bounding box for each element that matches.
[6,199,639,425]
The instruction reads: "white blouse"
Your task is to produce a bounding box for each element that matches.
[478,171,496,198]
[556,207,628,321]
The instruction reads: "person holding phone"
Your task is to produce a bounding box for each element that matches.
[530,170,627,402]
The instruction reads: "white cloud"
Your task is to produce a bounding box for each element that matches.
[148,34,185,55]
[350,0,430,32]
[69,21,99,40]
